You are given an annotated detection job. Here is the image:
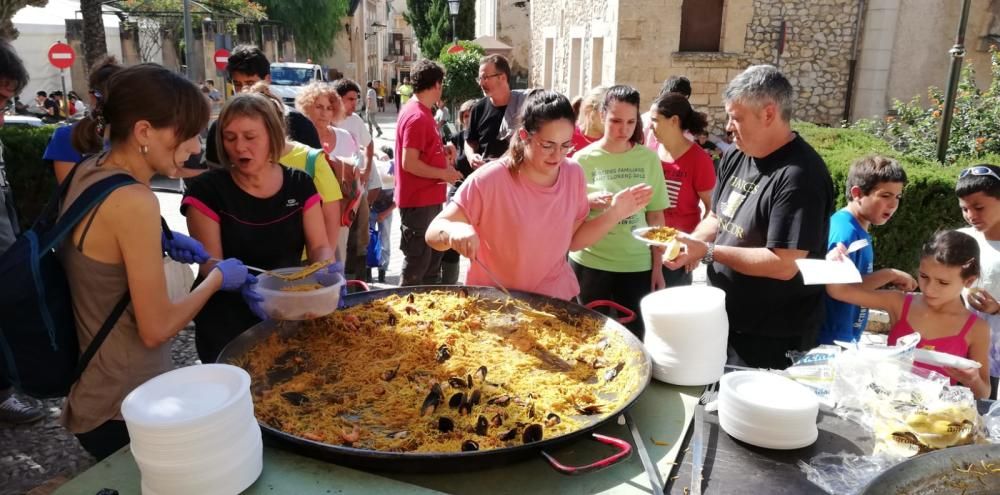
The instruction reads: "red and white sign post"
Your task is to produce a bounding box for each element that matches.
[48,42,76,116]
[214,48,230,100]
[213,48,230,71]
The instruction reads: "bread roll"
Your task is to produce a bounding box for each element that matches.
[664,238,682,261]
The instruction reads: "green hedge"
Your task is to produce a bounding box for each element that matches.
[0,125,58,230]
[795,122,1000,275]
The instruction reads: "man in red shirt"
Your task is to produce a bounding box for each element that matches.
[394,59,462,285]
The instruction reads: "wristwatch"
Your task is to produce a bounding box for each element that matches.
[701,242,715,265]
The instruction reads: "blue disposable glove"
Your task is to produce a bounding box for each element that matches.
[162,230,210,264]
[241,276,269,321]
[212,258,250,291]
[313,261,348,309]
[313,261,345,287]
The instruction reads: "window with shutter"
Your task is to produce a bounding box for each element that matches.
[679,0,725,52]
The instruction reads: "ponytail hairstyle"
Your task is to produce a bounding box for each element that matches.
[75,63,207,159]
[921,230,980,279]
[72,56,123,154]
[601,85,644,145]
[651,92,709,135]
[506,89,576,173]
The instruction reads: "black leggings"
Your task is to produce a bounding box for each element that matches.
[76,419,130,461]
[571,260,652,340]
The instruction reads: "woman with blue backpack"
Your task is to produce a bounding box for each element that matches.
[53,64,260,460]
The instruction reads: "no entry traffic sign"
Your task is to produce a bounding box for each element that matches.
[214,48,230,71]
[48,42,76,70]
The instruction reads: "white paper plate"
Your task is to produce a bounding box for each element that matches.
[914,348,981,369]
[721,371,820,416]
[631,227,680,248]
[122,364,251,429]
[719,408,818,450]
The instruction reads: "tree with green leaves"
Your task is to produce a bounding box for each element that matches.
[405,0,475,60]
[256,0,348,60]
[438,40,484,109]
[455,0,475,41]
[113,1,265,63]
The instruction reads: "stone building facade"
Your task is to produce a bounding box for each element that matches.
[531,0,999,130]
[476,0,532,83]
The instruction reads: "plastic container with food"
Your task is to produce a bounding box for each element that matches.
[255,268,343,320]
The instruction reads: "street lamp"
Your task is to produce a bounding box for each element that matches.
[936,0,973,163]
[448,0,460,43]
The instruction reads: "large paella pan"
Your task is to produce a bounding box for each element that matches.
[218,286,652,473]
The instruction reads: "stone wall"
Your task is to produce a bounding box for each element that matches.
[673,0,860,129]
[496,0,532,83]
[741,0,860,125]
[529,0,618,99]
[530,0,867,132]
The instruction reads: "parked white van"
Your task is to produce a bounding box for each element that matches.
[269,62,326,105]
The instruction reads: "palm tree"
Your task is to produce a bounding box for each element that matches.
[81,0,108,69]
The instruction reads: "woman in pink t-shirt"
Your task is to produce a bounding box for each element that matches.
[424,90,653,300]
[647,93,717,287]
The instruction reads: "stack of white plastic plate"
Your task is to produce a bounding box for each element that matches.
[640,286,729,386]
[718,371,819,450]
[121,364,262,495]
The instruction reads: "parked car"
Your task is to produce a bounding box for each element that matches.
[269,62,327,105]
[1,114,43,127]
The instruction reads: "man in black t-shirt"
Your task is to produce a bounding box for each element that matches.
[202,45,321,166]
[665,65,834,370]
[464,54,527,168]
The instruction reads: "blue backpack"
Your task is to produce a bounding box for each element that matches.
[0,165,135,398]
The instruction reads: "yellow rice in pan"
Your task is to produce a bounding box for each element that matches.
[236,290,643,453]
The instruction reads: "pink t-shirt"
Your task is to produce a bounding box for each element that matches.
[655,144,716,233]
[454,158,590,300]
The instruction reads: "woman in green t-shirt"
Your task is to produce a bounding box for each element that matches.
[569,85,670,339]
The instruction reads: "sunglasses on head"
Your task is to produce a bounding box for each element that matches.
[960,166,1000,182]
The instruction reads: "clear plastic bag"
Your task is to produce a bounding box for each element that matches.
[984,400,1000,442]
[831,347,986,457]
[801,339,991,494]
[798,451,901,495]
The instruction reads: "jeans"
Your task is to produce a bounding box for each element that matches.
[366,111,382,136]
[399,205,443,286]
[369,209,393,272]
